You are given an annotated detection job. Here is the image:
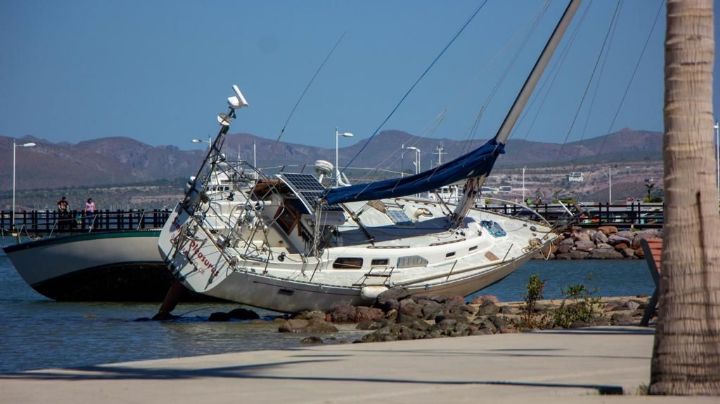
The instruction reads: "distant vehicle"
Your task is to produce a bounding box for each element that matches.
[498,185,513,193]
[568,172,584,182]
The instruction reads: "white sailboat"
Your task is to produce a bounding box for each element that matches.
[158,0,580,313]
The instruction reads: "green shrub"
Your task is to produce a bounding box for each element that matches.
[522,274,546,328]
[552,283,601,328]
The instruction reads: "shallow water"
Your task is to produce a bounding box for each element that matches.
[0,241,654,373]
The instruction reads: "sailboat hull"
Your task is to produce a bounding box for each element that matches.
[159,201,554,313]
[188,250,531,313]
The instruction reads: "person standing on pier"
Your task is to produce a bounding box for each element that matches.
[84,198,96,229]
[57,196,69,231]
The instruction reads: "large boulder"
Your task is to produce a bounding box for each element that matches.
[597,225,619,235]
[294,310,326,322]
[613,242,629,251]
[305,320,340,334]
[278,318,309,332]
[470,295,499,305]
[278,318,338,334]
[574,231,591,242]
[208,312,231,322]
[608,234,632,246]
[556,243,573,254]
[376,287,411,304]
[574,239,596,252]
[568,250,591,260]
[475,300,501,316]
[589,248,624,259]
[398,298,424,320]
[300,336,324,344]
[328,305,357,323]
[616,230,636,240]
[228,308,260,320]
[622,248,636,258]
[471,315,498,334]
[355,306,384,322]
[418,299,444,320]
[592,231,609,244]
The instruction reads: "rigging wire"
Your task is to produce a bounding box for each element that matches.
[553,0,623,161]
[553,0,624,175]
[464,1,550,146]
[274,32,347,144]
[593,0,665,154]
[514,0,592,142]
[341,0,489,173]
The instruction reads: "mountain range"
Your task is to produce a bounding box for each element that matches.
[0,128,662,191]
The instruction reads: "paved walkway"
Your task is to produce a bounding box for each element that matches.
[0,327,713,403]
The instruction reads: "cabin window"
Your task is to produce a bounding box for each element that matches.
[371,258,389,267]
[445,251,456,258]
[469,245,478,251]
[397,255,428,268]
[333,257,363,269]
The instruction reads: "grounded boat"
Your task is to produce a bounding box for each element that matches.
[3,162,252,302]
[3,230,173,301]
[158,0,579,313]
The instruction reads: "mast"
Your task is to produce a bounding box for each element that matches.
[451,0,581,226]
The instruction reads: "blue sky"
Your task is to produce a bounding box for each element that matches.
[1,0,717,150]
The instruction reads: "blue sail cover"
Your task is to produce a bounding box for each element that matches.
[323,138,505,205]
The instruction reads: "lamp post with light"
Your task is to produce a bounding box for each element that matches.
[191,137,212,150]
[405,146,421,174]
[335,128,353,186]
[12,141,36,230]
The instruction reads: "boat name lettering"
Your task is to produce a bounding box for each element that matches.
[186,239,219,277]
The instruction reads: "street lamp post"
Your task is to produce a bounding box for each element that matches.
[522,166,526,202]
[608,166,612,204]
[191,137,212,150]
[405,146,421,174]
[335,128,353,186]
[12,141,37,230]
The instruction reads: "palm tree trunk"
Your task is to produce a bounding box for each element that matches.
[650,0,720,395]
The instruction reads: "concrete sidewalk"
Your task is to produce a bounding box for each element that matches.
[0,327,712,403]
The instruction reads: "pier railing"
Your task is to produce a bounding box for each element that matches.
[0,209,172,236]
[0,202,662,236]
[479,201,663,229]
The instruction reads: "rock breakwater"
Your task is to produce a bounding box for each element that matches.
[536,226,662,260]
[264,287,653,344]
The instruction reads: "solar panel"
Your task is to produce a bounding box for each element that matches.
[279,173,344,213]
[387,208,412,225]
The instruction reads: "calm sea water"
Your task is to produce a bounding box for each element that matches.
[0,241,654,374]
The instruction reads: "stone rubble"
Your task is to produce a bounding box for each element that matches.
[536,226,662,260]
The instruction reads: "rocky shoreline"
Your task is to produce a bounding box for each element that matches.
[534,226,662,260]
[206,287,653,345]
